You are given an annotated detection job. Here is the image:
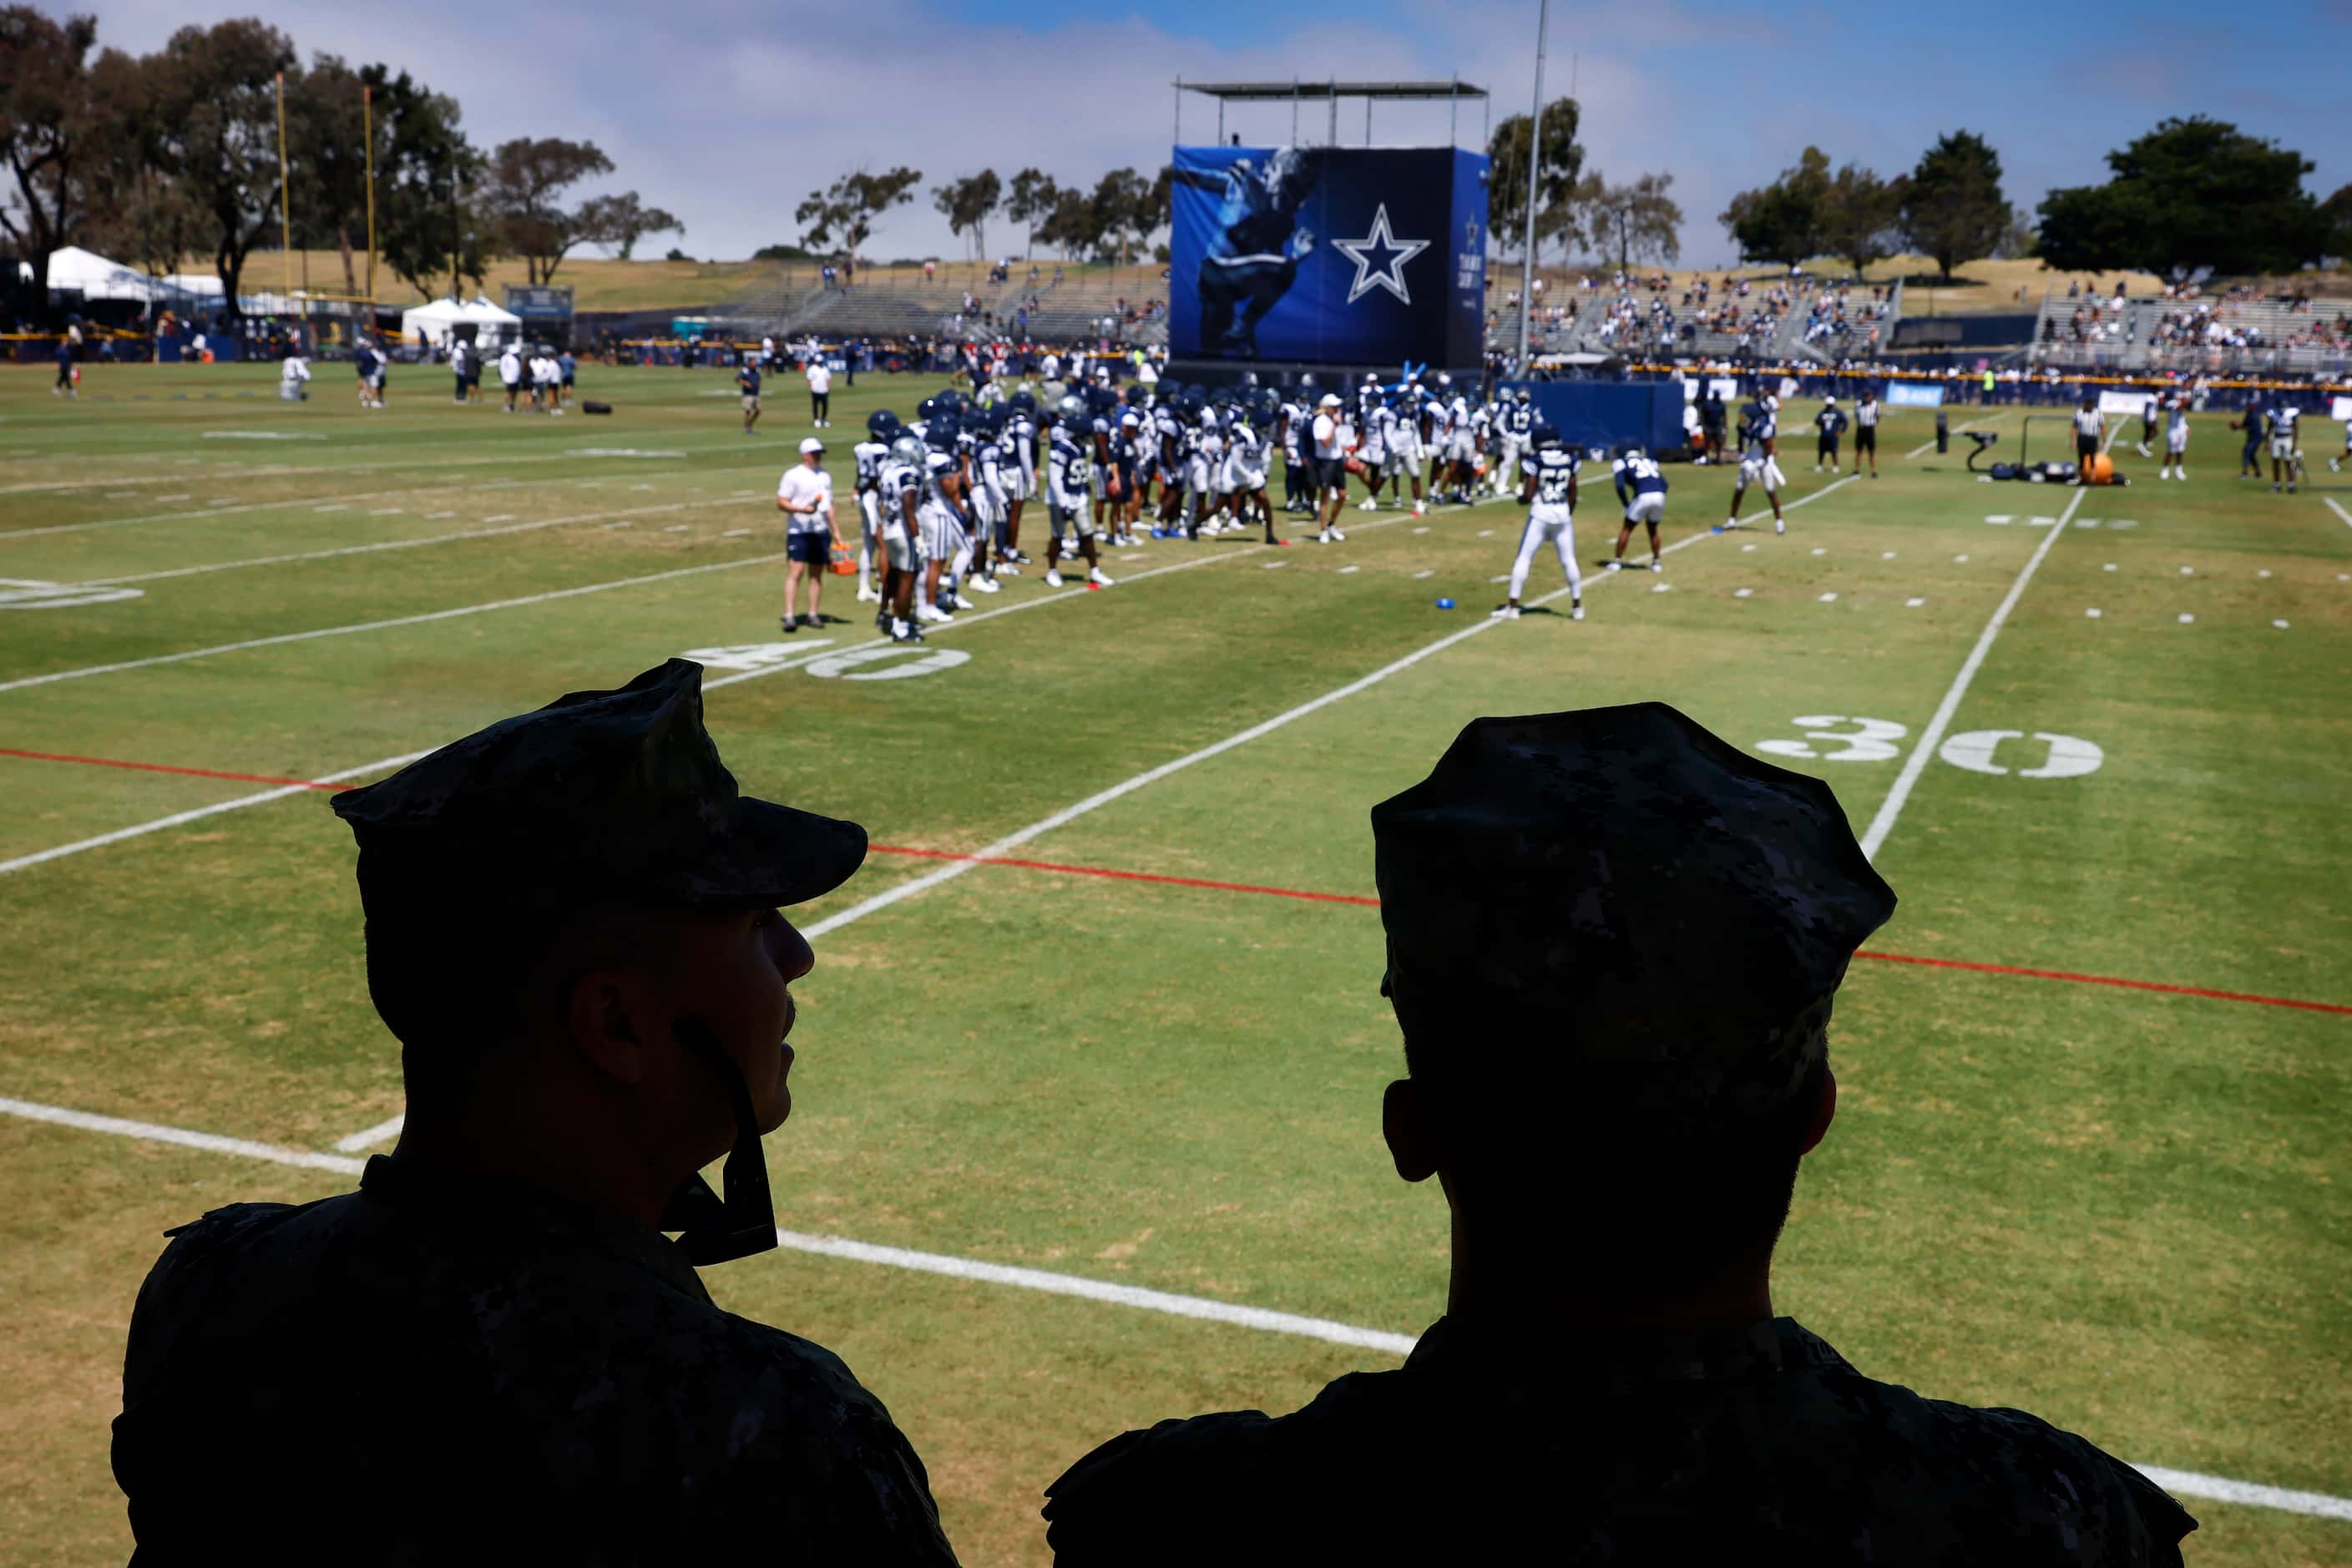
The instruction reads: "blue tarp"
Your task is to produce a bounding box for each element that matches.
[1506,381,1684,454]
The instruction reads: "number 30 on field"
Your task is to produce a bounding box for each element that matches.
[1757,716,2103,778]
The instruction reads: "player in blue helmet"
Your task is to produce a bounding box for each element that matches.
[851,411,904,604]
[1493,422,1584,623]
[1608,443,1669,572]
[1044,395,1114,589]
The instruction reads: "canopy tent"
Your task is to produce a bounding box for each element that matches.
[43,245,171,302]
[401,296,522,347]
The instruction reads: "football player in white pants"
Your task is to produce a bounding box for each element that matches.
[914,438,969,624]
[1044,397,1114,588]
[852,413,897,603]
[1384,391,1429,514]
[1725,402,1788,534]
[1492,423,1583,622]
[2159,393,2189,480]
[1608,446,1668,571]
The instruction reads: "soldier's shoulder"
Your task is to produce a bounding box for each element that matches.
[1042,1368,1404,1563]
[1831,1363,2197,1561]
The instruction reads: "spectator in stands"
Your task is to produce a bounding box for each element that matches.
[1040,706,2197,1568]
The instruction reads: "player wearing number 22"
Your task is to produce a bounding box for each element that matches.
[1491,425,1582,624]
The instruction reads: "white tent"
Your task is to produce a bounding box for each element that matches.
[401,296,522,348]
[43,245,165,301]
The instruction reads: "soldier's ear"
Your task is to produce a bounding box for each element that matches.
[1383,1078,1442,1184]
[567,974,649,1087]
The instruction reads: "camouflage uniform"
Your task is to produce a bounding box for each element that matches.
[1044,704,2194,1565]
[117,1156,958,1564]
[1044,1314,2193,1565]
[113,660,958,1564]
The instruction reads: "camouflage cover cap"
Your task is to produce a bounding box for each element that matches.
[332,659,866,913]
[1371,703,1894,1130]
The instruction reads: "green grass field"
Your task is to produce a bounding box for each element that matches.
[1,361,2347,1565]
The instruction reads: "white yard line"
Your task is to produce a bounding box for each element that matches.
[1859,431,2112,861]
[1903,414,1995,461]
[1,1087,2344,1524]
[0,554,786,696]
[2325,498,2352,531]
[802,478,1859,943]
[85,493,766,585]
[0,474,544,542]
[0,750,430,877]
[332,1113,409,1153]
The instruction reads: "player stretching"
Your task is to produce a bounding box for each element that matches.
[1491,423,1583,623]
[1724,400,1787,534]
[1607,445,1667,572]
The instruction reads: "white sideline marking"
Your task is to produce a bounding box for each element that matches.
[0,555,787,695]
[2129,1465,2352,1524]
[0,751,430,877]
[1338,565,1361,574]
[4,1089,2345,1523]
[2324,498,2352,530]
[333,1113,407,1153]
[2273,619,2289,630]
[1905,598,1925,608]
[2178,614,2195,625]
[1906,416,1992,460]
[806,478,1857,943]
[1412,569,1434,579]
[0,1095,363,1175]
[1735,588,1753,598]
[84,494,762,585]
[1859,440,2107,862]
[771,1230,1417,1355]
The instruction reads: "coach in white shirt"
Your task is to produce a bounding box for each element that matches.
[1310,392,1349,544]
[806,357,832,427]
[776,436,842,631]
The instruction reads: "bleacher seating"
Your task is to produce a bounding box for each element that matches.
[2029,290,2352,376]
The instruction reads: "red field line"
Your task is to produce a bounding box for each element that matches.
[1847,949,2352,1016]
[5,748,2340,1017]
[865,845,2349,1016]
[0,746,348,792]
[867,842,1382,906]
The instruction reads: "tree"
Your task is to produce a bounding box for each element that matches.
[1087,167,1152,264]
[1818,164,1904,276]
[930,169,1001,260]
[1004,167,1058,259]
[484,137,613,285]
[363,68,486,301]
[1899,130,2006,283]
[1990,204,2037,261]
[0,7,104,308]
[144,19,298,322]
[2327,185,2352,261]
[2035,118,2328,277]
[285,54,370,295]
[1035,185,1096,260]
[1721,146,1830,268]
[795,165,919,260]
[1574,170,1682,272]
[578,191,680,262]
[1487,97,1583,258]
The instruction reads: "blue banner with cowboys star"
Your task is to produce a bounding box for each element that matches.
[1168,144,1488,368]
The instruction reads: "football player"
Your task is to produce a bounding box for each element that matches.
[1725,398,1788,534]
[1813,397,1846,473]
[1044,395,1115,587]
[1003,390,1039,563]
[2158,392,2190,481]
[1492,422,1583,622]
[878,433,928,643]
[852,410,899,604]
[1607,444,1668,572]
[2269,400,2300,493]
[1853,388,1880,479]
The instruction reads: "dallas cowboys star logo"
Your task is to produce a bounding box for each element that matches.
[1333,204,1429,306]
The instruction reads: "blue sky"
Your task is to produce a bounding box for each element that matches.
[54,0,2352,273]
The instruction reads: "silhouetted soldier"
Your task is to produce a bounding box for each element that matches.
[114,660,959,1565]
[1044,703,2193,1565]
